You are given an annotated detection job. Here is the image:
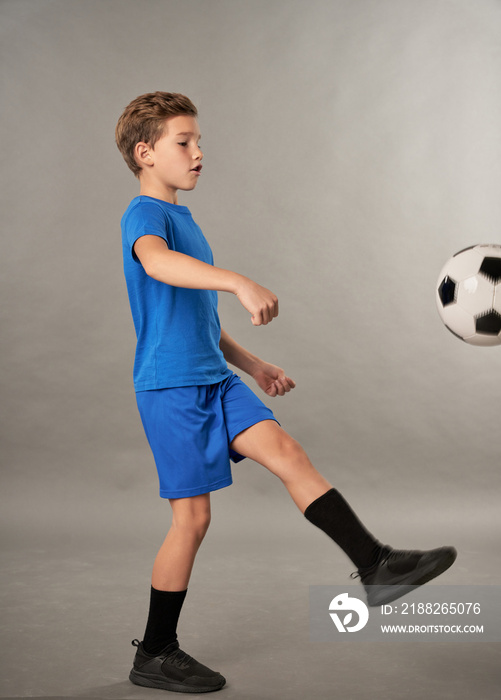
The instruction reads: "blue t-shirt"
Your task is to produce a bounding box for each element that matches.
[121,196,231,391]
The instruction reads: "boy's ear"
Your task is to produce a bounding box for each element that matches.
[134,142,154,168]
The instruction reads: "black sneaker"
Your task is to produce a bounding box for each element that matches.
[355,545,457,607]
[129,639,226,693]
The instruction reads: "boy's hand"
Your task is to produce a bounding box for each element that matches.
[251,361,296,397]
[235,278,279,326]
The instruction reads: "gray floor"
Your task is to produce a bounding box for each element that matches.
[1,486,500,700]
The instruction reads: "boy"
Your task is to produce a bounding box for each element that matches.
[115,92,456,693]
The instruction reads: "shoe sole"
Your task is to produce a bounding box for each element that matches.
[366,547,457,607]
[130,669,226,693]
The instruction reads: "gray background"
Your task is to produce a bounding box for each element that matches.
[1,0,500,698]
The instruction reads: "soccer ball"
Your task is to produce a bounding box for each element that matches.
[436,244,501,346]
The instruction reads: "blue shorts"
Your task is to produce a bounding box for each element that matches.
[136,372,277,499]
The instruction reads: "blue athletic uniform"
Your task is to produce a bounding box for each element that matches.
[121,196,276,498]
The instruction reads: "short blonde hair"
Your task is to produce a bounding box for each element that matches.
[115,91,198,177]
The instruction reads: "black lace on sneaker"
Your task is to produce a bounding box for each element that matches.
[350,546,393,580]
[164,646,193,670]
[131,638,194,669]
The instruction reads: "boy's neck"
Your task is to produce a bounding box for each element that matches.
[139,183,179,205]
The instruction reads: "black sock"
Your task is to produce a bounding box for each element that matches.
[304,488,384,570]
[142,587,187,655]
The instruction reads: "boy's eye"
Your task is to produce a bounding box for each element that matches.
[178,142,188,147]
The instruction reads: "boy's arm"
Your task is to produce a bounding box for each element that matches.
[219,328,296,397]
[134,235,278,326]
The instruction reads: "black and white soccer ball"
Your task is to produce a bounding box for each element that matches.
[436,244,501,346]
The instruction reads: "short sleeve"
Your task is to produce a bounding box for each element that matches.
[122,200,170,263]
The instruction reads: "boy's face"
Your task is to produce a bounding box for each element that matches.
[138,115,203,202]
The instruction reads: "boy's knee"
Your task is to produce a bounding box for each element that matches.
[278,433,307,465]
[172,498,211,543]
[192,509,211,541]
[268,431,314,484]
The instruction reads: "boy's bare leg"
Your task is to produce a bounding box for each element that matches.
[230,420,332,512]
[131,489,226,691]
[229,419,384,570]
[152,493,211,590]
